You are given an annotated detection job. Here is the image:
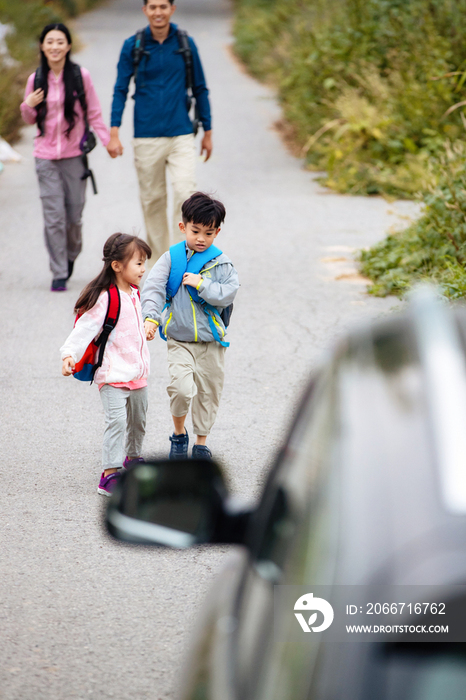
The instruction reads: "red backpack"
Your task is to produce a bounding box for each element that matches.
[73,285,121,382]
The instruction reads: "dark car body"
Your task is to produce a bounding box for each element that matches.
[107,289,466,700]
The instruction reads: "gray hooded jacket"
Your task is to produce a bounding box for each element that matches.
[141,244,239,344]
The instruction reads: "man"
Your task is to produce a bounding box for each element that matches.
[108,0,212,261]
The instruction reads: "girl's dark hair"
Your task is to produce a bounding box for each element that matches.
[36,24,78,138]
[74,233,152,314]
[181,192,226,229]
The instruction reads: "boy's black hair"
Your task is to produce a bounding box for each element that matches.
[182,192,226,229]
[143,1,174,4]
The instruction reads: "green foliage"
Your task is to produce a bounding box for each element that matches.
[0,0,103,142]
[359,142,466,298]
[233,0,466,198]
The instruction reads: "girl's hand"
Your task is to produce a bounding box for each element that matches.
[25,89,45,108]
[62,356,75,376]
[182,273,202,288]
[144,320,158,341]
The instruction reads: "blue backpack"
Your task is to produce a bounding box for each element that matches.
[159,242,233,347]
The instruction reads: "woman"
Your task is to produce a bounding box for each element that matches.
[21,24,110,291]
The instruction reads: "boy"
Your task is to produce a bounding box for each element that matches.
[142,192,239,459]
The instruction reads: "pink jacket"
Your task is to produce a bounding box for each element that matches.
[60,287,150,386]
[21,66,110,160]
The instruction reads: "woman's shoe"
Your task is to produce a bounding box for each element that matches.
[51,278,67,291]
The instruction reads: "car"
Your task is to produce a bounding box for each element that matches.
[106,287,466,700]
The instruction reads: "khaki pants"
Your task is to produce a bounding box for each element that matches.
[167,339,226,436]
[133,135,196,262]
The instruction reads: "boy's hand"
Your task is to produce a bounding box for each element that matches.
[183,273,202,289]
[145,320,158,341]
[62,356,75,376]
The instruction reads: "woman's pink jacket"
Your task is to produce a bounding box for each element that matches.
[21,66,110,160]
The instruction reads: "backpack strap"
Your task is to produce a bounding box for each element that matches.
[130,283,141,299]
[176,29,200,135]
[92,285,121,378]
[133,28,149,86]
[70,64,98,195]
[33,65,44,91]
[176,30,194,94]
[166,241,223,300]
[160,243,229,346]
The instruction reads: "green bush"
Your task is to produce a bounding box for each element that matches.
[0,0,103,142]
[233,0,466,198]
[359,142,466,298]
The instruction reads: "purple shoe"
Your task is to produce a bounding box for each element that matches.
[97,471,120,496]
[121,456,145,471]
[51,278,67,292]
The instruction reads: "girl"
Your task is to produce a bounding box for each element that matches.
[60,233,152,496]
[20,23,111,292]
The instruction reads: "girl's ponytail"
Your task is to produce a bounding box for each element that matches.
[74,233,151,314]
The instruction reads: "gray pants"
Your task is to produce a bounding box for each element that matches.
[100,385,148,471]
[35,156,86,280]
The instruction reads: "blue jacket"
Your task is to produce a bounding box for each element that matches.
[110,23,211,137]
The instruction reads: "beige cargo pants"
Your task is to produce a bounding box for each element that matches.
[167,338,226,436]
[133,134,196,263]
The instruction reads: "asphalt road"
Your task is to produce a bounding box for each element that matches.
[0,0,419,698]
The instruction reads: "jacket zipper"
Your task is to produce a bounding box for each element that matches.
[188,293,198,342]
[132,295,147,376]
[55,74,62,159]
[164,312,173,337]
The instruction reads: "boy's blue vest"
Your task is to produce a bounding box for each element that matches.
[160,241,230,347]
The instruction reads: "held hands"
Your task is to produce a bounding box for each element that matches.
[107,135,124,158]
[25,89,44,108]
[145,320,158,341]
[62,356,75,376]
[183,272,202,288]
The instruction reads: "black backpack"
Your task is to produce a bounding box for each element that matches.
[34,63,98,194]
[132,28,201,136]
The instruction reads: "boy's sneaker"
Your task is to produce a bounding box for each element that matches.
[169,431,189,460]
[192,444,212,460]
[97,471,121,496]
[51,278,67,292]
[121,456,145,471]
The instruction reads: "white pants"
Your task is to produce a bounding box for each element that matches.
[133,134,196,262]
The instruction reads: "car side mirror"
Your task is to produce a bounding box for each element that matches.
[105,458,252,548]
